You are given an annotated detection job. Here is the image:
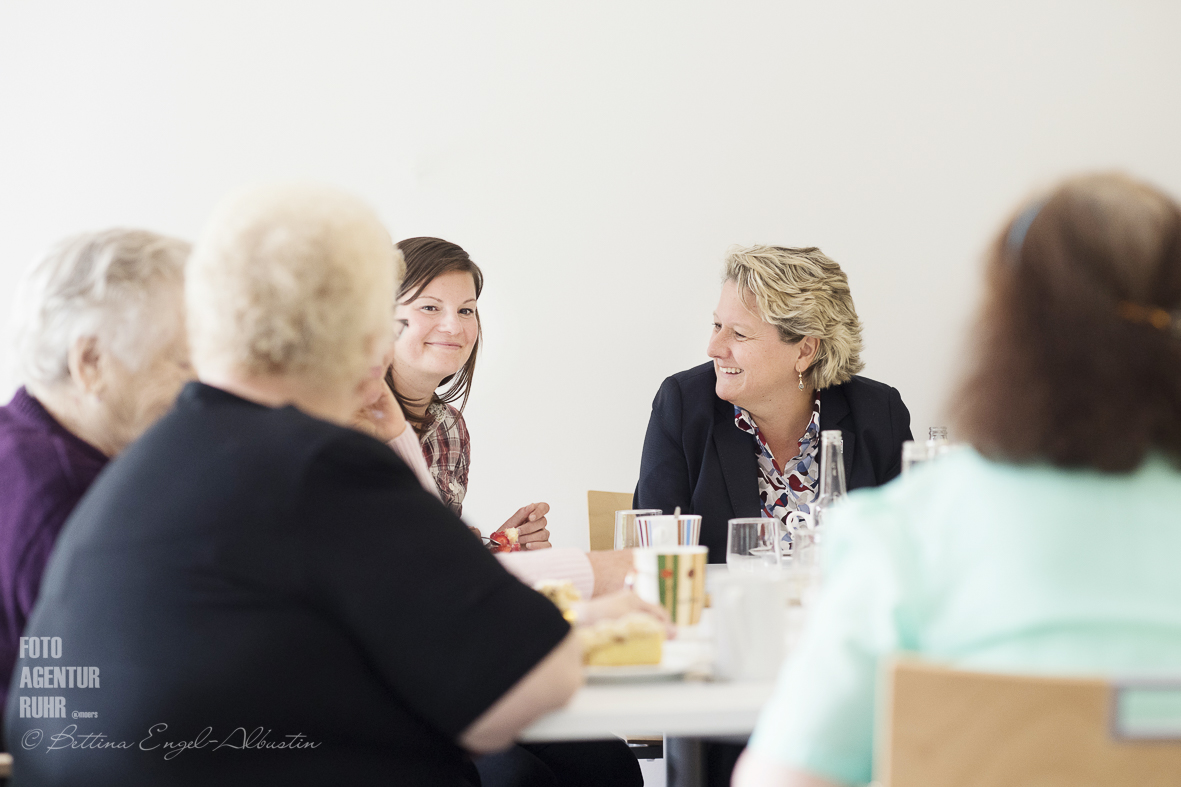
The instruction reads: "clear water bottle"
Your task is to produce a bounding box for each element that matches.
[813,430,847,531]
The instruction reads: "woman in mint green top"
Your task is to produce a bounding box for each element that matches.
[736,172,1181,787]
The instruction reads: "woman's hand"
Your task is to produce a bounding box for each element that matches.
[587,549,636,597]
[572,589,674,638]
[497,502,552,550]
[350,381,408,443]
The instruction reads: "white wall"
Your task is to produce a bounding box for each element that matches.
[2,1,1180,543]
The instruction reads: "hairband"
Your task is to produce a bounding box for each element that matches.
[1008,199,1179,336]
[1117,301,1181,338]
[1006,199,1046,260]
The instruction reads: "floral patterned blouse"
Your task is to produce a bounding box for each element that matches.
[733,399,822,526]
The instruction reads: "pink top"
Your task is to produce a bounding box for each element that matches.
[497,548,595,600]
[387,425,442,500]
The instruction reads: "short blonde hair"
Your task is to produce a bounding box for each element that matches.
[723,245,864,389]
[186,185,400,387]
[10,229,189,386]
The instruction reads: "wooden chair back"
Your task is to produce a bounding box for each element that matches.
[586,490,634,550]
[877,660,1181,787]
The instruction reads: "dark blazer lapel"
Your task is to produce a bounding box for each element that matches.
[711,395,760,518]
[818,385,856,482]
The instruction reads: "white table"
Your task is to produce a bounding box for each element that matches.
[521,565,798,786]
[520,675,774,787]
[518,677,774,742]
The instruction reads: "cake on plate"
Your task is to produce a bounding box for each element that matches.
[577,613,665,666]
[534,580,667,666]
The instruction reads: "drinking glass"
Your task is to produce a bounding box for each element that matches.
[787,513,823,605]
[712,571,791,680]
[614,509,661,549]
[781,510,812,558]
[726,517,782,574]
[901,440,929,475]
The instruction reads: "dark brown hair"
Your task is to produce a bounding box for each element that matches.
[385,237,484,435]
[952,173,1181,471]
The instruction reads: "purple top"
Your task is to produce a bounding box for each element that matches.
[0,387,107,714]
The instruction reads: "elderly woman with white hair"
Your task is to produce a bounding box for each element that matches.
[5,185,658,787]
[637,245,913,563]
[0,229,191,726]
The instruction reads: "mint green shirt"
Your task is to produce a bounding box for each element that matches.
[747,448,1181,785]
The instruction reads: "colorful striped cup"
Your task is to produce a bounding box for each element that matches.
[633,545,708,625]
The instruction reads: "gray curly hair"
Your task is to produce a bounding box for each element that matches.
[723,245,864,390]
[186,184,400,386]
[9,229,189,387]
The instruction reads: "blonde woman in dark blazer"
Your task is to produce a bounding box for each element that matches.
[636,245,911,563]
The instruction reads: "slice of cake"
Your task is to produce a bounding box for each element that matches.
[577,613,665,667]
[490,527,521,553]
[533,580,667,666]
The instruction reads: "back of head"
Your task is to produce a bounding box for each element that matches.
[187,185,399,389]
[953,172,1181,470]
[10,228,189,388]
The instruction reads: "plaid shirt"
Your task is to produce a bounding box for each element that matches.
[421,402,470,516]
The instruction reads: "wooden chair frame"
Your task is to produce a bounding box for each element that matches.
[876,660,1181,787]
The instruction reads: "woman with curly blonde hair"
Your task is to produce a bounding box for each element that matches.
[636,245,912,563]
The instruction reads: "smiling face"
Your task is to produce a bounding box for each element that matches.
[707,278,811,415]
[392,270,479,393]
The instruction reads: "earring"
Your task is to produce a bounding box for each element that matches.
[798,371,804,391]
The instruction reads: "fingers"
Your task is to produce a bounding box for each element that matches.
[498,502,552,535]
[498,506,530,532]
[577,589,674,636]
[518,502,550,533]
[517,503,551,548]
[631,595,672,626]
[587,550,635,596]
[518,519,551,548]
[616,591,674,638]
[514,515,545,534]
[522,529,552,548]
[349,384,408,443]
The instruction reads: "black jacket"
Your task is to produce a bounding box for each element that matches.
[7,383,567,786]
[635,362,912,562]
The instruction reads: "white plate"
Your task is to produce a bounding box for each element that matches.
[584,642,701,684]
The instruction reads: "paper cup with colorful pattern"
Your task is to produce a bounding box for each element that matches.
[614,509,662,549]
[633,545,708,626]
[676,515,702,546]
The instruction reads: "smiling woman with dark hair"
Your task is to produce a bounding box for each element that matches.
[359,237,645,787]
[735,172,1181,787]
[384,237,555,548]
